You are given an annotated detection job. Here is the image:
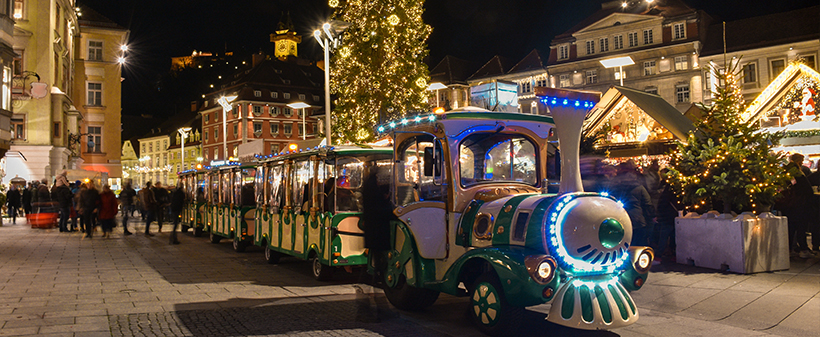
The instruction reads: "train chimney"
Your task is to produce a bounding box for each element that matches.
[535,87,600,194]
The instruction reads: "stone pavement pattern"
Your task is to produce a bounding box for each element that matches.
[1,217,818,337]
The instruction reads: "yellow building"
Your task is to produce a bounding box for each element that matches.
[134,112,202,187]
[72,5,128,189]
[120,139,138,184]
[0,0,15,161]
[6,0,81,185]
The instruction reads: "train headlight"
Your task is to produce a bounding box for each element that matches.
[634,249,654,273]
[525,256,556,284]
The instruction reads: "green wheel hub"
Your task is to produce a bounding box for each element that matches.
[599,218,625,249]
[472,282,501,326]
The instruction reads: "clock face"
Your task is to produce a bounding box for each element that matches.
[278,43,287,52]
[290,44,296,52]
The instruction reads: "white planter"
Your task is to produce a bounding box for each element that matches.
[675,212,790,274]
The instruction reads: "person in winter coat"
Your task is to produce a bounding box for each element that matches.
[99,185,119,238]
[652,168,679,263]
[119,181,136,235]
[140,182,158,236]
[6,185,21,224]
[79,181,101,239]
[21,183,32,217]
[51,178,74,232]
[780,153,815,258]
[361,166,395,283]
[153,182,169,233]
[611,161,656,247]
[168,183,186,244]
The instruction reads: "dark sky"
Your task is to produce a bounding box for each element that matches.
[77,0,816,116]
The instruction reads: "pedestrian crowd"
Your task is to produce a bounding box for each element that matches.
[4,172,187,245]
[581,156,820,264]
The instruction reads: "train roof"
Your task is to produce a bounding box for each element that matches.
[374,108,555,136]
[255,144,392,163]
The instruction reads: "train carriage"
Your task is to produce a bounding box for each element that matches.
[252,145,393,280]
[179,169,207,236]
[200,162,257,251]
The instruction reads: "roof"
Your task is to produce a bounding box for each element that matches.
[429,56,480,85]
[507,49,546,74]
[467,55,516,81]
[203,58,324,106]
[585,86,695,140]
[742,62,820,128]
[701,6,820,56]
[554,0,696,41]
[77,4,126,30]
[139,111,200,140]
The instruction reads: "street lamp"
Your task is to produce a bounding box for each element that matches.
[427,82,447,108]
[178,127,192,172]
[287,102,311,140]
[600,56,634,86]
[217,95,238,160]
[314,20,350,146]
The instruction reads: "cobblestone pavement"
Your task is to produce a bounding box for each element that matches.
[1,216,818,337]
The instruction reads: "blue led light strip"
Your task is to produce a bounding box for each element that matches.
[540,96,596,108]
[376,114,437,134]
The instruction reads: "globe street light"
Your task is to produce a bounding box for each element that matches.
[217,95,238,161]
[287,102,311,140]
[600,56,634,86]
[178,127,192,172]
[314,20,350,146]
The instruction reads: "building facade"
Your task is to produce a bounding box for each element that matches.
[0,0,15,162]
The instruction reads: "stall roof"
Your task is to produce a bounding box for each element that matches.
[742,62,820,129]
[584,86,696,140]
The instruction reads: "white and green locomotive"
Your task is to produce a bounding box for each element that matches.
[372,88,654,335]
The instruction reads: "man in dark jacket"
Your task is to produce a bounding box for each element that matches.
[153,182,168,233]
[51,179,74,232]
[140,182,158,236]
[80,181,101,239]
[6,185,21,224]
[168,183,186,244]
[611,162,656,247]
[21,183,32,217]
[781,153,814,258]
[119,182,136,235]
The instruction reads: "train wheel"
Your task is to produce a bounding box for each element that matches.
[468,273,523,336]
[193,227,203,237]
[383,275,439,311]
[312,257,334,281]
[264,246,281,264]
[232,238,248,252]
[209,232,222,244]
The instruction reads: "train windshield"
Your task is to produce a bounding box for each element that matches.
[459,133,537,187]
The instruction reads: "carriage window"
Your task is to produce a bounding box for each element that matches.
[459,133,537,187]
[292,159,311,213]
[268,164,284,212]
[255,166,266,206]
[221,171,232,204]
[336,157,363,212]
[209,173,219,203]
[240,168,256,206]
[317,160,333,212]
[395,135,443,205]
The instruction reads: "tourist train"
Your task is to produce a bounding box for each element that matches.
[178,88,654,335]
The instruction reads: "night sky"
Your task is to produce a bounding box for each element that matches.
[76,0,816,117]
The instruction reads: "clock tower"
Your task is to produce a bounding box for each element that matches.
[270,12,301,60]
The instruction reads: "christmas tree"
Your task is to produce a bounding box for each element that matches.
[665,59,790,214]
[329,0,432,143]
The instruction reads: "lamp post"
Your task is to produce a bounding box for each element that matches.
[314,20,350,146]
[600,56,635,86]
[427,82,447,108]
[287,102,311,140]
[217,95,237,161]
[178,127,192,172]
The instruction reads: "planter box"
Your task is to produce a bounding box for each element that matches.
[675,212,789,274]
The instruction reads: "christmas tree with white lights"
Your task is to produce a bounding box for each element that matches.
[329,0,432,143]
[666,59,790,214]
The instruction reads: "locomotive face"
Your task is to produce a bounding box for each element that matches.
[543,193,632,275]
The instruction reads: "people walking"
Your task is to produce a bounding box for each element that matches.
[168,183,186,244]
[153,182,168,233]
[51,177,73,233]
[21,183,32,218]
[140,182,158,236]
[99,185,118,238]
[79,181,100,239]
[119,181,136,235]
[779,153,815,258]
[610,160,656,247]
[74,182,87,232]
[6,185,21,224]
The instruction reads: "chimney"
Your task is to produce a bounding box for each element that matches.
[252,51,266,67]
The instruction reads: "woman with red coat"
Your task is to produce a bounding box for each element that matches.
[99,184,119,238]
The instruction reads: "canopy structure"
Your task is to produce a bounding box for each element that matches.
[583,86,696,158]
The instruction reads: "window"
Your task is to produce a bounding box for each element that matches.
[643,61,656,76]
[299,94,305,100]
[283,123,292,136]
[254,90,261,97]
[559,74,570,88]
[628,32,638,47]
[253,122,262,136]
[536,79,547,87]
[298,123,304,136]
[312,95,320,101]
[204,113,209,123]
[204,128,209,141]
[149,143,153,152]
[232,105,239,117]
[271,91,278,98]
[585,70,597,84]
[676,84,690,103]
[283,107,292,117]
[770,59,786,77]
[53,122,61,138]
[87,126,102,153]
[252,105,262,116]
[599,38,609,52]
[742,63,756,83]
[88,41,103,61]
[802,55,816,69]
[643,29,653,44]
[395,135,444,204]
[270,122,279,136]
[585,40,595,55]
[271,144,279,153]
[645,87,658,95]
[613,35,623,50]
[13,0,23,19]
[11,118,23,139]
[558,45,569,60]
[87,82,102,106]
[673,23,686,40]
[674,56,688,71]
[233,123,238,137]
[270,106,280,116]
[214,128,219,140]
[459,133,537,187]
[520,81,531,93]
[283,92,290,99]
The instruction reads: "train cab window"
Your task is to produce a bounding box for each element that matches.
[268,164,284,212]
[459,134,537,187]
[240,168,256,207]
[395,135,444,205]
[335,157,363,212]
[292,159,311,213]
